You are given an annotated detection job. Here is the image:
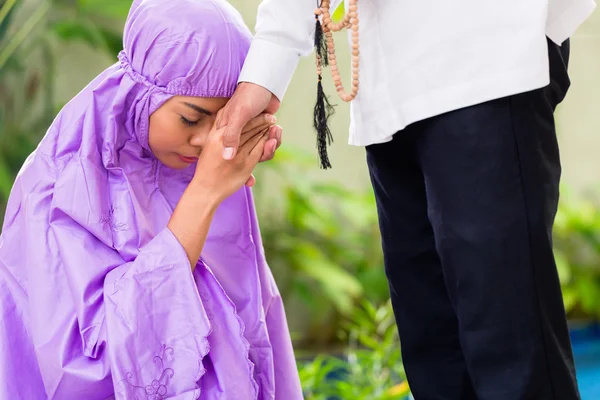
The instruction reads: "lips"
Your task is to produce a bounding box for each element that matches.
[178,155,199,164]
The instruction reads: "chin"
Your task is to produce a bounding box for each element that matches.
[170,164,190,170]
[157,157,190,170]
[172,160,195,170]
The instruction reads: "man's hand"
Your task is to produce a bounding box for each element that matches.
[216,82,282,162]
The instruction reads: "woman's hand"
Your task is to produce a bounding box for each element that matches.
[167,113,280,269]
[191,113,279,204]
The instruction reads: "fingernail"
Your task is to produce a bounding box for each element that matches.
[223,147,234,159]
[268,115,276,123]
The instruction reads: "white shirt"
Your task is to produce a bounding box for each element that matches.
[239,0,596,146]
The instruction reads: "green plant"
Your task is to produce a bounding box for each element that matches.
[331,2,345,22]
[0,0,53,204]
[298,300,410,400]
[255,147,389,348]
[554,188,600,320]
[0,0,128,215]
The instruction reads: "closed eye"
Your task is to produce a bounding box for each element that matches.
[180,115,199,127]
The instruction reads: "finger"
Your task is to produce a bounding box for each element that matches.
[242,113,276,135]
[249,131,270,162]
[259,125,281,162]
[221,119,245,160]
[215,107,227,130]
[274,125,282,149]
[245,174,256,187]
[221,102,259,159]
[265,95,281,115]
[267,125,282,149]
[239,125,267,151]
[260,139,278,162]
[239,117,275,147]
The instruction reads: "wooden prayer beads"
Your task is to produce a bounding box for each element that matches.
[314,0,359,102]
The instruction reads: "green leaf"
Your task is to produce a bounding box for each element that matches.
[332,2,345,22]
[576,277,600,313]
[0,156,15,199]
[382,382,411,400]
[77,0,132,19]
[293,241,363,313]
[98,26,123,55]
[0,1,51,72]
[562,286,578,313]
[555,250,572,284]
[357,268,389,304]
[270,146,315,167]
[0,0,18,43]
[357,332,379,350]
[51,19,107,48]
[293,280,320,311]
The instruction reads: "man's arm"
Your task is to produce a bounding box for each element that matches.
[238,0,318,102]
[217,0,342,160]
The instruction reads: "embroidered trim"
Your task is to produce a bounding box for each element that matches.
[100,205,127,232]
[118,345,175,400]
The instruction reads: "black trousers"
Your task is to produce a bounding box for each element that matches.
[366,39,579,400]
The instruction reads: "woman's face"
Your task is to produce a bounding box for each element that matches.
[148,95,228,169]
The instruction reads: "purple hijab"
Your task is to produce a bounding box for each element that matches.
[0,0,302,398]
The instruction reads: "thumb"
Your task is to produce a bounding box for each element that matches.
[221,113,248,160]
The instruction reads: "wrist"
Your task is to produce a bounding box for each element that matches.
[187,178,223,211]
[168,180,220,269]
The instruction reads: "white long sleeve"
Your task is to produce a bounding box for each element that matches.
[547,0,596,44]
[238,0,342,101]
[239,0,595,149]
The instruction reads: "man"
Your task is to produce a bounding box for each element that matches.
[211,1,596,398]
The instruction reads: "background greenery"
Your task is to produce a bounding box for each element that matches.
[1,0,599,398]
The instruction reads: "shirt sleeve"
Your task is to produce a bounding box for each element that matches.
[238,0,343,101]
[546,0,596,45]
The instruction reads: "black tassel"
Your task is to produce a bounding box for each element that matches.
[313,75,335,169]
[314,15,328,66]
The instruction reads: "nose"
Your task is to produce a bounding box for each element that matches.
[189,131,207,147]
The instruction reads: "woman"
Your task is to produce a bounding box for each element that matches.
[0,0,302,398]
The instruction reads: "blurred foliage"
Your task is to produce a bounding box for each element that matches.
[257,147,600,348]
[297,300,411,400]
[0,0,127,214]
[555,188,600,320]
[255,147,388,348]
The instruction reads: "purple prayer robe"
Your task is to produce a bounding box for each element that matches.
[0,0,302,399]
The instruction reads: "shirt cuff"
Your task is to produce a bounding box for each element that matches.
[238,39,301,101]
[547,0,597,45]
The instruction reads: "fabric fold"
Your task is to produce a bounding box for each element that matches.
[0,0,302,398]
[105,228,211,399]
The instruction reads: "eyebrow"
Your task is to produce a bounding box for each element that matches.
[182,102,213,116]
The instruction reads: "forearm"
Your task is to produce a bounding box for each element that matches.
[239,0,342,100]
[167,182,219,269]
